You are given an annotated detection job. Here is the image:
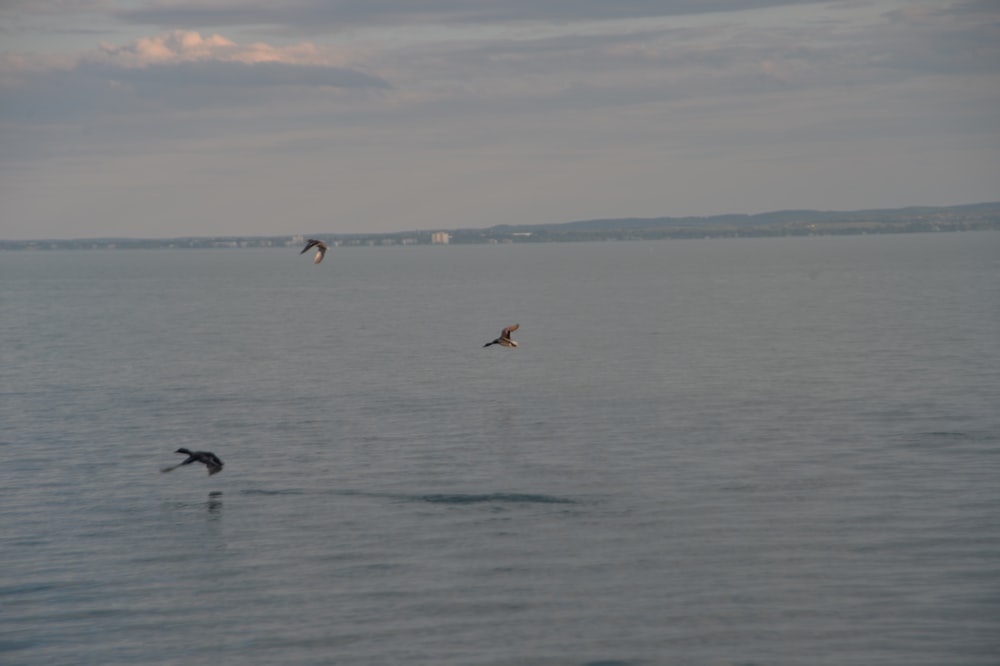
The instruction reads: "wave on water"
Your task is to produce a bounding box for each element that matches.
[416,493,575,505]
[238,488,576,505]
[891,430,997,449]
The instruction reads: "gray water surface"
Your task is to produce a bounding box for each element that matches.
[2,233,999,665]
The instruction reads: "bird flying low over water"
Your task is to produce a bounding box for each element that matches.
[161,448,224,476]
[300,239,329,264]
[484,323,519,348]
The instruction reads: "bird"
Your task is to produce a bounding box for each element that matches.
[300,239,329,264]
[483,323,519,348]
[161,448,224,476]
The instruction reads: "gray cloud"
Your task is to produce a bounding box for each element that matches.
[112,0,828,30]
[102,60,388,89]
[0,59,388,126]
[877,3,1000,75]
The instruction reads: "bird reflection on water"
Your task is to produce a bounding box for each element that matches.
[206,491,223,516]
[159,492,224,523]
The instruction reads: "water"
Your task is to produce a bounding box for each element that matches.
[2,233,999,665]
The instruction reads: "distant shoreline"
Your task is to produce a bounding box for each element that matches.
[4,202,998,250]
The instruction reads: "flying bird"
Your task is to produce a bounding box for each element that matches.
[161,448,224,476]
[300,239,329,264]
[483,323,519,348]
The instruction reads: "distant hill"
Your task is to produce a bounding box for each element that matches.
[486,202,1000,233]
[3,202,999,249]
[452,202,1000,242]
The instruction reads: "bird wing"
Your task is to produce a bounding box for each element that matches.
[314,245,327,264]
[300,239,320,254]
[502,324,519,338]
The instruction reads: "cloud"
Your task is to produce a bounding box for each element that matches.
[88,58,389,89]
[0,30,388,122]
[2,28,387,75]
[88,30,343,68]
[110,1,830,31]
[878,2,1000,75]
[0,0,108,19]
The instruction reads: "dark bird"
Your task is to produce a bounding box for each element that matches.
[300,239,329,264]
[483,323,519,348]
[161,448,224,476]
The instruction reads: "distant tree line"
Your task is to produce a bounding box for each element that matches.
[3,203,998,250]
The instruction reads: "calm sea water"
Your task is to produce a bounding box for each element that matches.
[2,233,999,665]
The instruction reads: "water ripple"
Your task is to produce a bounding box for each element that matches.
[238,487,577,506]
[416,492,575,505]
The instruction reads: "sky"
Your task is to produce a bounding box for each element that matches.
[1,1,998,239]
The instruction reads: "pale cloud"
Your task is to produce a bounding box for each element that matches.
[94,31,239,67]
[0,29,389,116]
[88,29,353,68]
[0,29,377,75]
[0,29,388,162]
